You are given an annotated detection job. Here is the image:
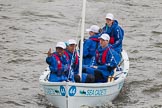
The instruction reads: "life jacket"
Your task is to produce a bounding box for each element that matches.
[64,51,70,61]
[64,51,78,65]
[52,54,62,71]
[96,47,110,64]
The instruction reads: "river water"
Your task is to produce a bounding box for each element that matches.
[0,0,162,108]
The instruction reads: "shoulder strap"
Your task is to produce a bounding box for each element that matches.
[64,51,70,61]
[95,50,99,63]
[52,54,62,70]
[102,48,110,64]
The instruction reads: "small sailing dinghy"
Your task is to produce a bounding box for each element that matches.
[39,0,129,108]
[39,50,129,108]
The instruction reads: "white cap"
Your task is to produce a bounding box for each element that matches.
[67,39,77,45]
[56,42,66,49]
[86,25,100,33]
[99,34,110,41]
[105,13,114,20]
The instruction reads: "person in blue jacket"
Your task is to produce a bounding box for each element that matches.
[83,25,101,66]
[65,39,95,83]
[64,39,79,82]
[102,13,124,54]
[46,42,69,82]
[82,34,121,82]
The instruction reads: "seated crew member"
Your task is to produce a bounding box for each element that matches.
[83,25,101,66]
[82,34,121,82]
[65,39,95,83]
[102,13,124,54]
[46,42,69,82]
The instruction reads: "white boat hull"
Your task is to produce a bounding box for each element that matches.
[39,50,129,108]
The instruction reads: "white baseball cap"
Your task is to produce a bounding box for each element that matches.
[105,13,114,20]
[67,39,77,45]
[56,42,66,49]
[86,25,100,33]
[99,34,110,41]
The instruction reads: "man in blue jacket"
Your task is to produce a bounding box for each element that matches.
[64,39,79,82]
[102,13,124,54]
[83,25,101,66]
[65,39,95,83]
[83,34,121,82]
[46,42,69,82]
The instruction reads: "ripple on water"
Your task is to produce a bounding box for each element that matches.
[154,42,162,48]
[1,77,14,82]
[142,84,162,94]
[4,100,24,107]
[152,31,162,35]
[7,58,31,64]
[21,10,64,19]
[22,88,29,90]
[129,79,153,87]
[21,99,31,104]
[36,93,58,108]
[7,49,37,58]
[8,26,20,30]
[152,104,162,108]
[129,50,139,53]
[0,15,10,19]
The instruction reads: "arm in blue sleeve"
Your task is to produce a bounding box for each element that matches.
[112,28,123,48]
[49,65,57,72]
[83,40,91,57]
[46,56,53,65]
[97,65,107,70]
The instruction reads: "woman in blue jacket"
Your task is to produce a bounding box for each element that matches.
[102,13,124,54]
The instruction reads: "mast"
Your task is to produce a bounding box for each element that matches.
[79,0,86,79]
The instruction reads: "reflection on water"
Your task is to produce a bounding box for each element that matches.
[0,0,162,108]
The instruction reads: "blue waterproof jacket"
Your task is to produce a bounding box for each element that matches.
[102,20,124,54]
[46,52,69,82]
[83,33,100,65]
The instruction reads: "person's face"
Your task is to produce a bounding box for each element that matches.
[106,18,113,27]
[89,31,95,36]
[67,44,77,53]
[100,39,108,48]
[56,47,65,56]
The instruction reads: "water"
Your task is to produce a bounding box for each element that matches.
[0,0,162,107]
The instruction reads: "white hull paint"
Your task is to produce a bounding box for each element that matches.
[39,50,129,108]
